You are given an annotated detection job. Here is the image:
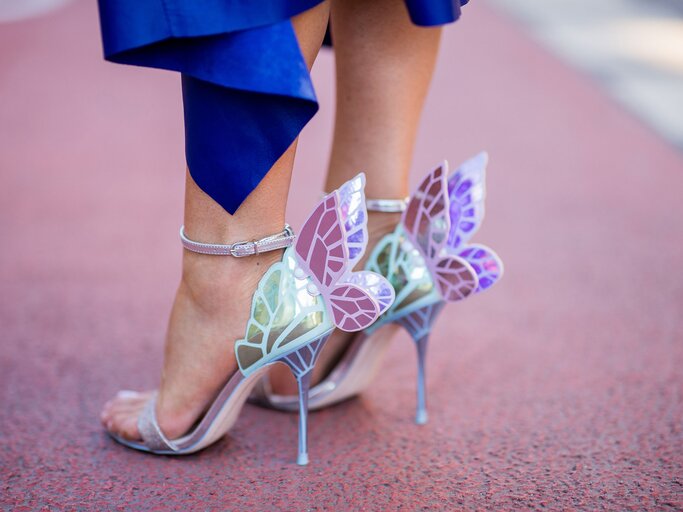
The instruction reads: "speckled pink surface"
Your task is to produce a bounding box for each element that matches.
[1,1,682,510]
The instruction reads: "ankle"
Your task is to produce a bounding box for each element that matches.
[367,211,401,237]
[179,250,283,316]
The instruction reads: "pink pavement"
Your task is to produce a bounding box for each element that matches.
[1,1,682,510]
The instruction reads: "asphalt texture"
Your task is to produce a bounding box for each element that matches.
[1,1,682,510]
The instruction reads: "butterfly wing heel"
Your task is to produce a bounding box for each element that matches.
[255,153,503,425]
[109,173,392,465]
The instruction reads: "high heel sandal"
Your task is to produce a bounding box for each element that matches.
[108,173,394,464]
[253,153,503,424]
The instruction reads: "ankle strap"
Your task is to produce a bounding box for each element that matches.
[366,197,409,213]
[179,225,296,257]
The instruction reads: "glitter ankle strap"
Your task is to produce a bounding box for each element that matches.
[179,225,296,257]
[365,198,409,213]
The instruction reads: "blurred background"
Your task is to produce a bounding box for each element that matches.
[1,1,682,510]
[490,0,683,149]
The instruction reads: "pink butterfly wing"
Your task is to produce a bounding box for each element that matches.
[458,243,503,293]
[295,179,388,332]
[295,194,347,289]
[402,162,451,260]
[433,252,478,302]
[329,284,381,332]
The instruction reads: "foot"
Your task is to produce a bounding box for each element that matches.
[100,248,282,441]
[267,211,402,395]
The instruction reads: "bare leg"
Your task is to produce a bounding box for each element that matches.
[269,0,442,394]
[326,0,442,199]
[100,1,330,440]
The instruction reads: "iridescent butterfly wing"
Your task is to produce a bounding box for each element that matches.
[295,194,347,289]
[347,270,394,314]
[402,162,478,301]
[446,151,487,249]
[458,243,503,293]
[338,173,394,316]
[447,152,503,294]
[365,228,436,318]
[328,283,383,332]
[402,162,451,260]
[234,254,331,376]
[337,173,368,269]
[295,175,393,332]
[433,250,479,301]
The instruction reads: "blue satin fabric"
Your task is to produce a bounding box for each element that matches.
[98,0,468,214]
[405,0,469,26]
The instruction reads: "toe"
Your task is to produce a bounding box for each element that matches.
[101,390,153,439]
[116,389,142,399]
[101,401,117,424]
[118,414,141,441]
[107,398,148,416]
[103,390,153,416]
[107,406,143,440]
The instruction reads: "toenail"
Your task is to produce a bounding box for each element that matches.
[117,390,138,398]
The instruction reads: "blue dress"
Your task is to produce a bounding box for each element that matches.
[98,0,469,214]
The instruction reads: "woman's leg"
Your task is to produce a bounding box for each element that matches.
[326,0,442,200]
[100,1,330,440]
[269,0,443,394]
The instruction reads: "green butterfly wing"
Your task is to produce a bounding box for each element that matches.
[235,248,333,376]
[365,225,442,327]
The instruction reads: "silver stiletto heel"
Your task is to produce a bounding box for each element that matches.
[105,174,393,464]
[396,302,445,424]
[414,334,429,425]
[255,153,504,424]
[276,334,330,465]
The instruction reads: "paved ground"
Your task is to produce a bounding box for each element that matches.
[1,1,682,510]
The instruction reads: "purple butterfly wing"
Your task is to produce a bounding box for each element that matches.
[446,152,487,248]
[402,162,451,260]
[458,243,503,293]
[295,194,347,289]
[337,173,368,268]
[433,252,478,302]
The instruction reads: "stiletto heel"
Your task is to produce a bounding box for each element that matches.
[414,334,429,425]
[295,371,312,465]
[276,334,330,465]
[255,153,504,422]
[105,174,393,463]
[395,302,445,424]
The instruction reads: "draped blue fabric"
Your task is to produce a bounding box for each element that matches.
[405,0,469,26]
[98,0,468,214]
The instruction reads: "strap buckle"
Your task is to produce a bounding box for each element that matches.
[230,239,258,257]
